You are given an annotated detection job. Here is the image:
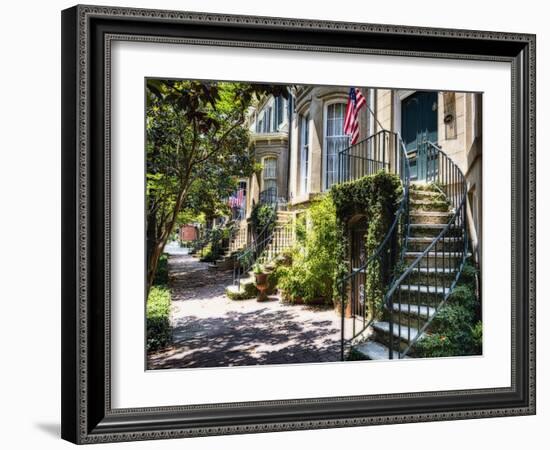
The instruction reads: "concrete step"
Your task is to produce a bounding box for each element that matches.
[410,183,440,192]
[354,340,410,360]
[407,236,463,252]
[409,189,446,201]
[404,251,466,269]
[391,302,435,319]
[398,285,450,296]
[408,223,463,238]
[411,266,458,275]
[406,266,458,286]
[410,210,453,225]
[373,321,419,343]
[405,251,465,259]
[410,199,450,212]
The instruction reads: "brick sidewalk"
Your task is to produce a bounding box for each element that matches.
[147,253,350,369]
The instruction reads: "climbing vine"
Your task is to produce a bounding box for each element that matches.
[330,171,402,318]
[276,171,402,310]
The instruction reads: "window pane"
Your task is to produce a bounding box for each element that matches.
[277,96,285,127]
[264,157,277,179]
[325,103,349,189]
[300,115,309,194]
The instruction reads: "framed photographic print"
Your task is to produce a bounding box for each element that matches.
[61,4,536,444]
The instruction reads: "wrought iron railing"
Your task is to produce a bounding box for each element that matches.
[228,220,248,253]
[339,131,411,359]
[338,130,393,183]
[232,212,295,287]
[384,141,468,358]
[259,187,278,206]
[232,207,277,286]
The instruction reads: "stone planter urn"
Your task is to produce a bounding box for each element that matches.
[255,272,269,302]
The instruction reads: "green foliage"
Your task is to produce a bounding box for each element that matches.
[416,263,482,358]
[146,80,286,290]
[472,321,483,354]
[330,171,402,317]
[153,253,169,286]
[226,281,257,300]
[250,203,276,235]
[330,171,402,221]
[412,333,455,358]
[146,286,172,351]
[199,226,232,262]
[276,195,342,305]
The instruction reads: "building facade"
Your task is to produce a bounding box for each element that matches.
[244,87,482,265]
[245,94,291,215]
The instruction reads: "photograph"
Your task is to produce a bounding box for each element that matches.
[55,2,536,445]
[145,80,483,369]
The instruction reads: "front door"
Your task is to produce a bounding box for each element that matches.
[401,91,438,181]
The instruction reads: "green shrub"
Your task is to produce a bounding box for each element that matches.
[276,196,341,305]
[153,253,169,286]
[199,226,229,262]
[471,320,483,354]
[416,264,482,358]
[414,333,455,358]
[146,286,172,351]
[250,203,276,235]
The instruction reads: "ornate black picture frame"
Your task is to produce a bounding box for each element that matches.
[61,4,536,444]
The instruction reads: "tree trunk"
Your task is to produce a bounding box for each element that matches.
[146,182,191,296]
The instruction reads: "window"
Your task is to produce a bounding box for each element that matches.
[263,157,277,194]
[324,103,349,189]
[264,106,272,133]
[275,96,286,128]
[300,115,310,194]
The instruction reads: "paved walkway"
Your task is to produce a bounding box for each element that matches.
[147,251,351,369]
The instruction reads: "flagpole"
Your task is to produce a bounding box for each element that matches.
[362,88,386,132]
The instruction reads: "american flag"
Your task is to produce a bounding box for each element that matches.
[343,88,367,144]
[228,189,244,208]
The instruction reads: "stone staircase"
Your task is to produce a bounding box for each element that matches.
[225,211,295,300]
[353,183,464,360]
[208,221,248,270]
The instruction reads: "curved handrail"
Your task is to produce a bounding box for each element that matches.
[384,140,468,358]
[232,204,277,285]
[339,131,411,358]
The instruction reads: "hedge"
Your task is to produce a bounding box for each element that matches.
[146,286,172,351]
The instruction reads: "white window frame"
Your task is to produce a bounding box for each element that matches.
[254,96,289,134]
[300,115,310,194]
[262,156,278,192]
[322,100,349,191]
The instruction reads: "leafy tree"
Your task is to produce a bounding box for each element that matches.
[146,79,288,292]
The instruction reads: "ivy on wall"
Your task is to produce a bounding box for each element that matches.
[331,171,402,318]
[276,171,402,310]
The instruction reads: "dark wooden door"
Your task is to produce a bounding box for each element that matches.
[401,91,438,180]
